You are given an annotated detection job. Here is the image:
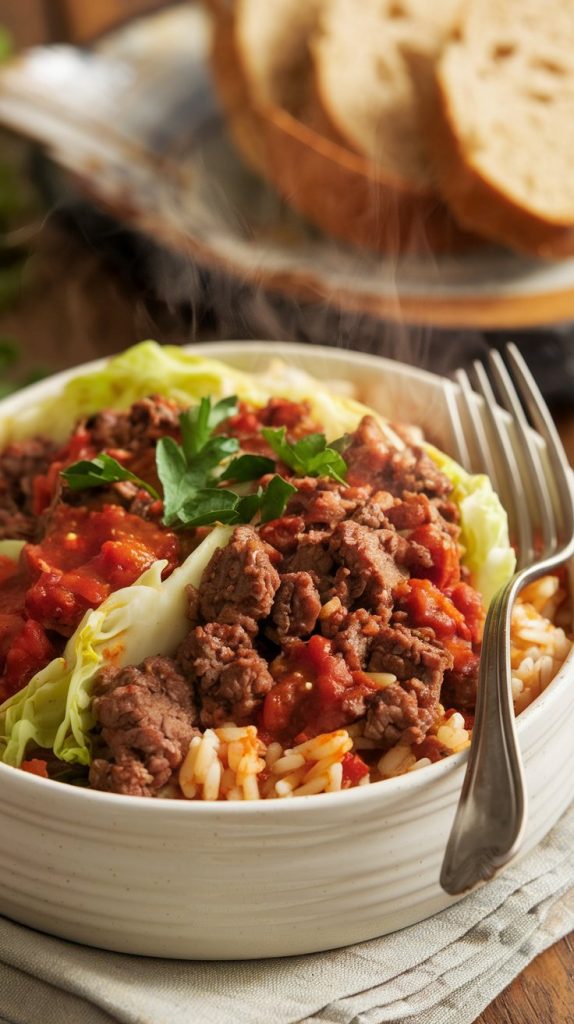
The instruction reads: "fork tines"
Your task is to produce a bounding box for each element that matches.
[454,344,572,570]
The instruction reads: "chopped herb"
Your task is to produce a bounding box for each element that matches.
[156,397,243,525]
[177,488,242,527]
[60,396,314,531]
[177,476,297,528]
[259,474,298,523]
[180,395,238,458]
[219,453,276,483]
[61,453,160,499]
[261,427,347,485]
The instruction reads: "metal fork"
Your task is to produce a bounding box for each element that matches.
[440,343,574,895]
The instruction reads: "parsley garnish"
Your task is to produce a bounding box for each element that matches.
[176,476,296,527]
[155,397,278,527]
[62,453,160,500]
[260,427,347,485]
[60,396,346,529]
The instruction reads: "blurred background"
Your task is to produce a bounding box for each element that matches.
[0,0,572,448]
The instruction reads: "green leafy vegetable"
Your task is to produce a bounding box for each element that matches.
[177,476,296,528]
[179,396,238,458]
[178,488,242,528]
[426,445,516,606]
[156,397,243,526]
[219,453,276,482]
[259,475,298,523]
[261,427,347,484]
[154,396,291,528]
[61,453,159,500]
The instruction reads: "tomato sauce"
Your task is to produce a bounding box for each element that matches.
[0,504,179,701]
[262,634,377,745]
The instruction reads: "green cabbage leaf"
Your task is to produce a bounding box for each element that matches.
[0,525,232,767]
[6,340,405,446]
[427,445,516,606]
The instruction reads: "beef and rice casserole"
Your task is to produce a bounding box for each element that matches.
[0,379,570,800]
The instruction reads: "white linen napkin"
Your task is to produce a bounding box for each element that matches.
[1,800,573,1024]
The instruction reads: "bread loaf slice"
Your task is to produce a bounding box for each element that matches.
[313,0,462,193]
[431,0,574,257]
[209,0,476,253]
[233,0,322,117]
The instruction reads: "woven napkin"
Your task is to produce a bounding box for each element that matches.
[1,800,573,1024]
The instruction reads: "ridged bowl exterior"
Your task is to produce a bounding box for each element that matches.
[0,342,572,959]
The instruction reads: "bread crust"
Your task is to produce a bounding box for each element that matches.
[209,5,475,254]
[431,56,574,259]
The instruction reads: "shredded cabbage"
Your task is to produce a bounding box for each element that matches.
[7,340,403,446]
[0,525,232,767]
[426,446,516,606]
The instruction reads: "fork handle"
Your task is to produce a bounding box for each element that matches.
[440,572,528,895]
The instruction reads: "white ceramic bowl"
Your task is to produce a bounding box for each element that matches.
[0,342,572,960]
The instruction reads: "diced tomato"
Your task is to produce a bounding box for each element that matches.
[447,581,486,644]
[33,427,95,515]
[409,523,461,590]
[20,758,49,778]
[0,504,181,698]
[1,619,56,697]
[341,752,369,787]
[23,504,179,636]
[262,635,376,744]
[397,577,471,641]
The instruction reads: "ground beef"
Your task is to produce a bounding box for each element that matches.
[267,572,321,643]
[386,493,434,531]
[281,531,335,587]
[333,609,381,670]
[362,622,453,749]
[329,520,405,616]
[89,655,198,797]
[344,416,452,499]
[178,622,274,727]
[286,477,359,530]
[259,515,304,555]
[198,525,280,632]
[364,677,440,749]
[351,490,394,529]
[84,395,180,451]
[367,622,453,684]
[441,660,480,711]
[0,437,57,540]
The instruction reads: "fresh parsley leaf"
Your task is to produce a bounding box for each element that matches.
[259,475,297,523]
[261,427,347,485]
[234,492,263,522]
[156,436,240,525]
[208,395,239,431]
[186,436,240,485]
[174,475,296,528]
[329,433,352,454]
[219,453,276,483]
[180,395,238,458]
[155,437,197,525]
[61,453,159,499]
[178,488,241,527]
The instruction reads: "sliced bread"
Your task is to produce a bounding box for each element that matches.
[312,0,463,193]
[233,0,323,116]
[431,0,574,257]
[209,0,476,252]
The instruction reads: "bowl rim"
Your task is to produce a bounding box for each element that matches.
[0,339,571,818]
